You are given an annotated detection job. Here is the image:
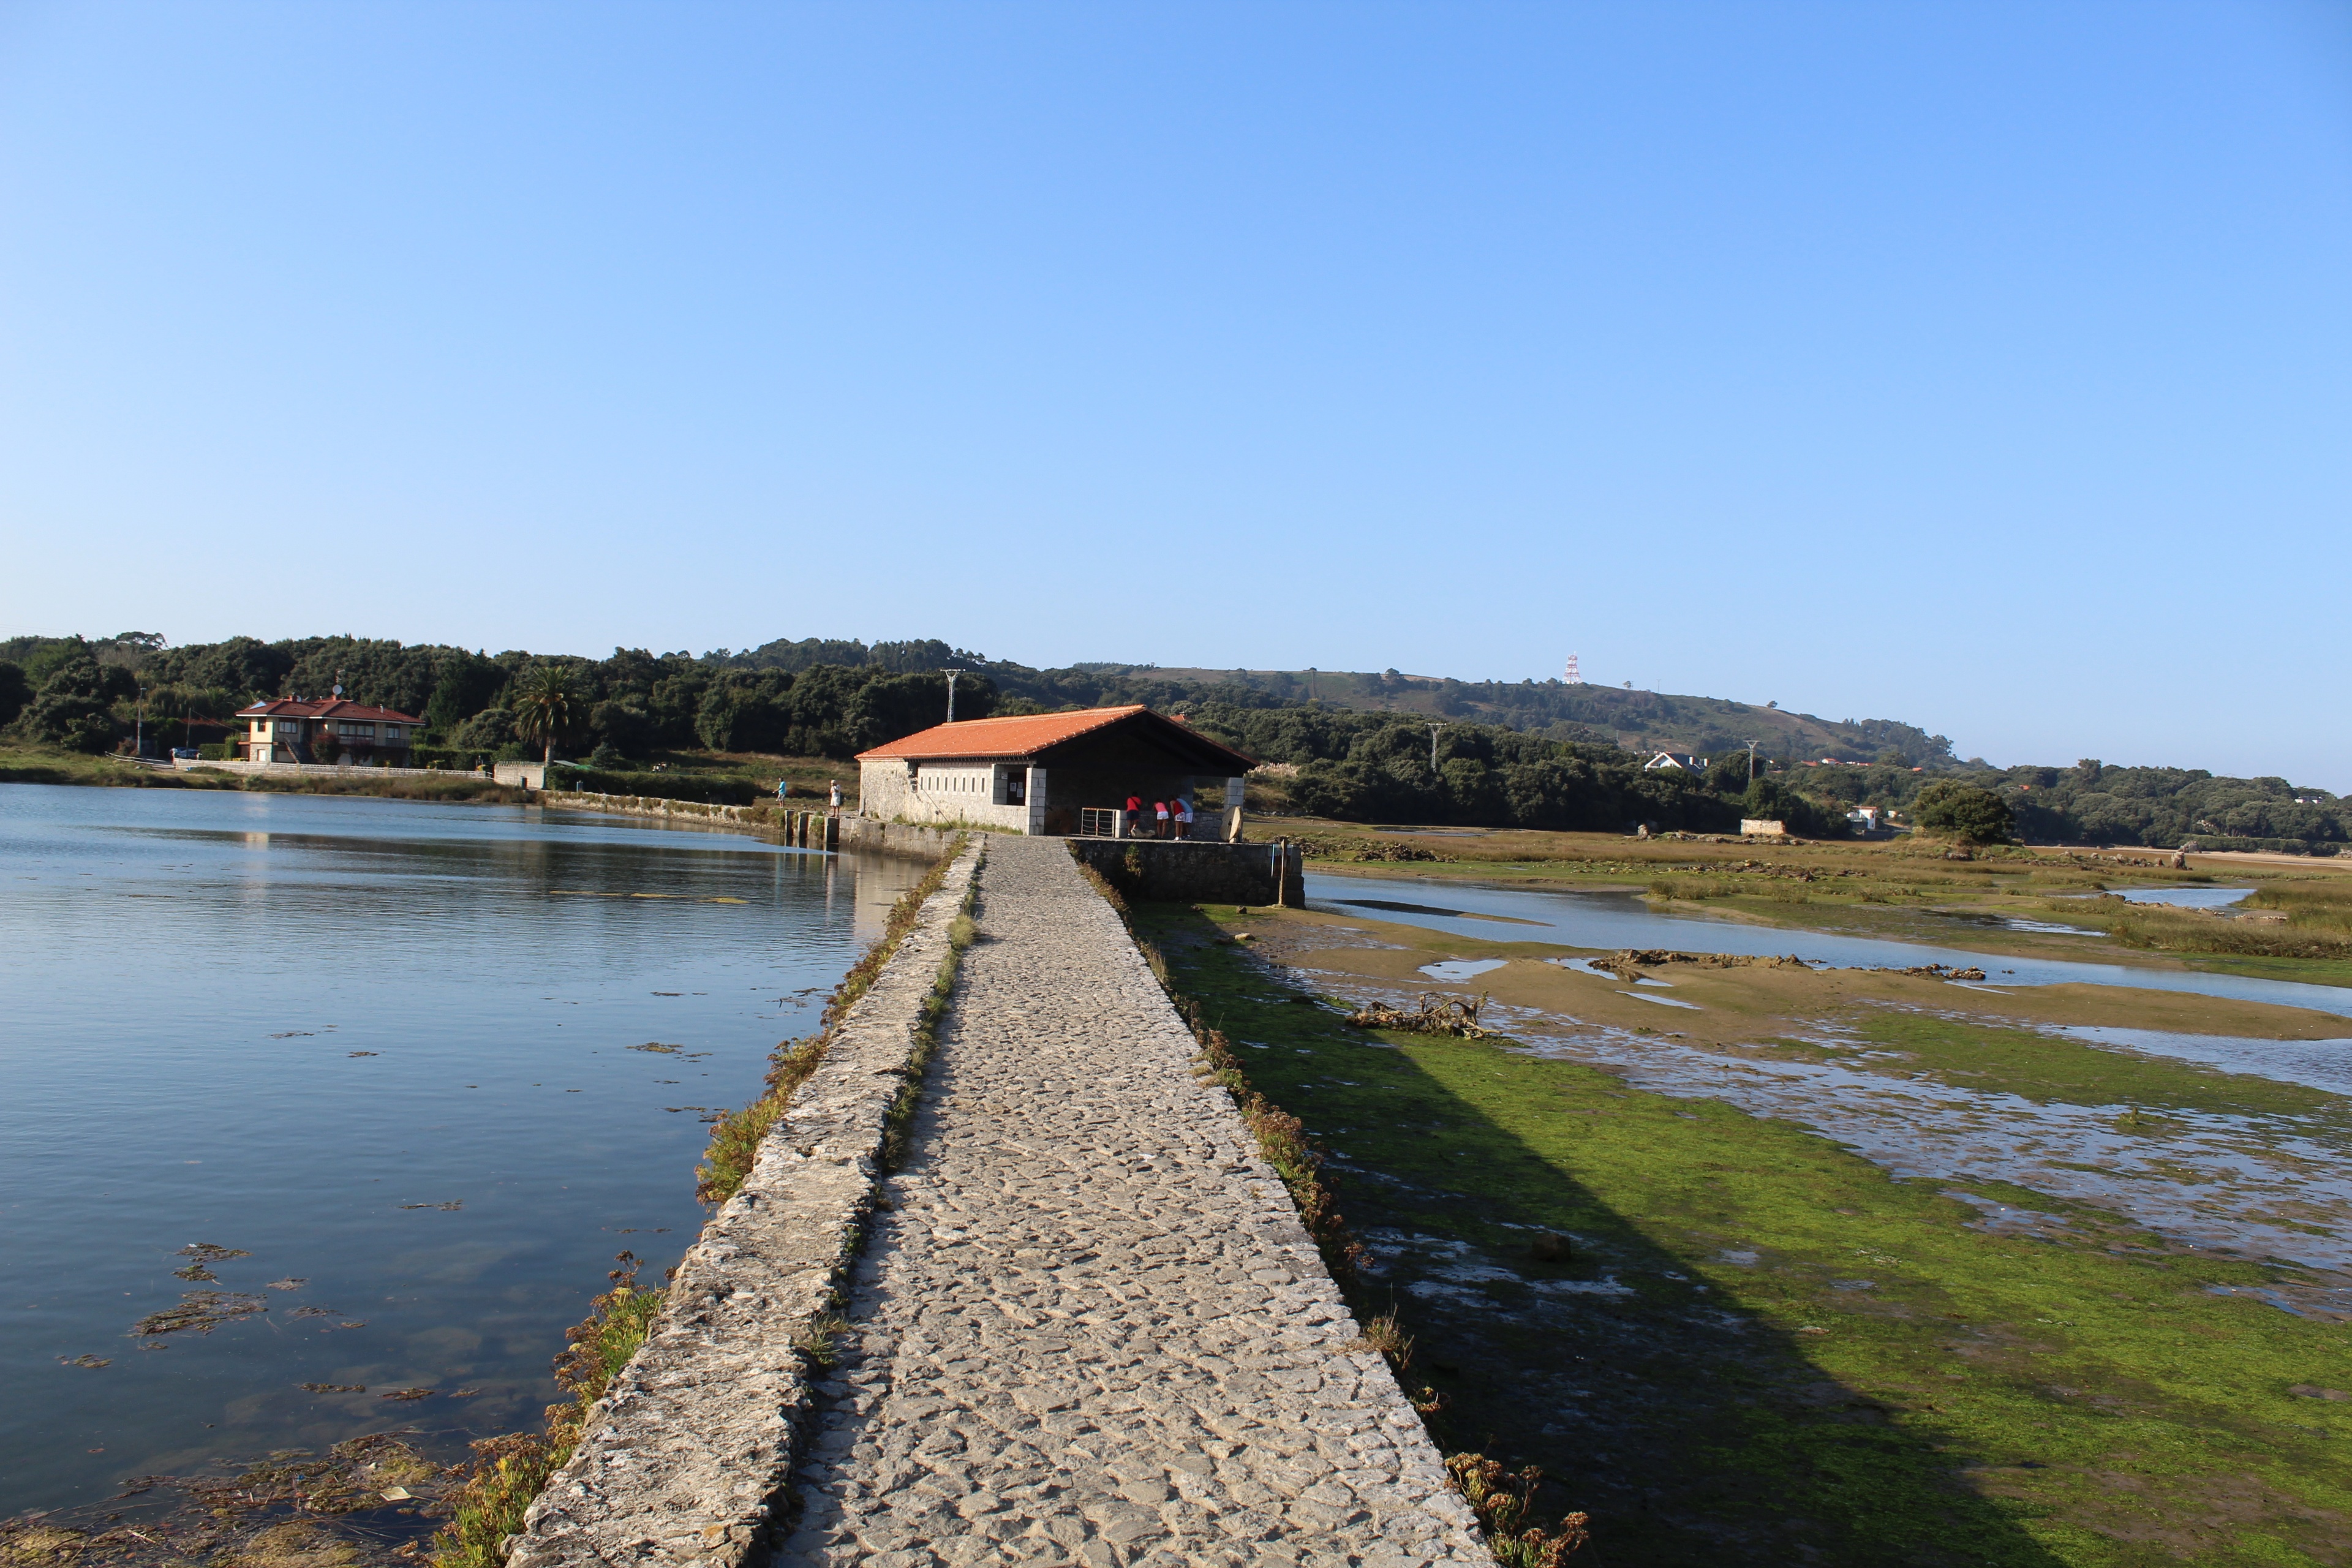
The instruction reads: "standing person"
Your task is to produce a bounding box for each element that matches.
[1123,793,1143,838]
[776,778,790,803]
[828,779,842,815]
[1153,799,1170,839]
[1172,795,1193,840]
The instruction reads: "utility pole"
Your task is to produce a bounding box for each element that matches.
[135,679,145,760]
[1427,722,1447,775]
[1746,740,1760,782]
[941,668,962,723]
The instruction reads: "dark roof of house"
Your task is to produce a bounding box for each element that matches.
[236,698,424,725]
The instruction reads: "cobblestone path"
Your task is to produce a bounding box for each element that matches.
[775,836,1488,1568]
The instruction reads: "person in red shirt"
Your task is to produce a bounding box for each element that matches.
[1153,800,1170,839]
[1124,794,1142,837]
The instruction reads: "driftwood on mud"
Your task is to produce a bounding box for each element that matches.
[1346,992,1491,1037]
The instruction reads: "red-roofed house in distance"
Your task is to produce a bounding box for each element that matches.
[236,697,426,766]
[856,706,1257,839]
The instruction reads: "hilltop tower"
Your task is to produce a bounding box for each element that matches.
[1563,653,1582,684]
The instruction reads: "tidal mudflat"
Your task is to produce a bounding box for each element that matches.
[1145,881,2352,1564]
[0,784,924,1525]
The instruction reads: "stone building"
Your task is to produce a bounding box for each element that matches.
[856,706,1257,838]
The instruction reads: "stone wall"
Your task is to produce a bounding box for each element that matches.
[1066,837,1305,907]
[171,757,451,780]
[857,758,1035,833]
[539,790,766,826]
[834,818,967,862]
[507,839,983,1568]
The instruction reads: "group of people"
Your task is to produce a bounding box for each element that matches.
[775,778,845,813]
[1123,793,1195,839]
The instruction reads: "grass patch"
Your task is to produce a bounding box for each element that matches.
[1139,899,2352,1566]
[429,1254,665,1568]
[0,742,236,787]
[2106,902,2352,963]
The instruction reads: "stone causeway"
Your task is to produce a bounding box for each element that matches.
[512,834,1488,1568]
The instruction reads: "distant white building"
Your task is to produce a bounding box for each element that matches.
[1643,752,1704,772]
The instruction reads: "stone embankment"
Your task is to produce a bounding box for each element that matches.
[510,835,1485,1568]
[538,788,775,827]
[510,839,981,1568]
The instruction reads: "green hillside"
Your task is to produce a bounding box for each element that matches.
[1128,665,1954,768]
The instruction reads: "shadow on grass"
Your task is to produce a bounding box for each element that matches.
[1138,902,2068,1568]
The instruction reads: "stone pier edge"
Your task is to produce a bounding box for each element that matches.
[507,837,985,1568]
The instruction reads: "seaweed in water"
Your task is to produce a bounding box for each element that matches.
[171,1241,251,1281]
[134,1291,268,1336]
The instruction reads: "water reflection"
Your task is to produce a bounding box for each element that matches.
[0,785,925,1518]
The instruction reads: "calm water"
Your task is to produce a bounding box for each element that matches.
[1305,872,2352,1018]
[0,784,926,1518]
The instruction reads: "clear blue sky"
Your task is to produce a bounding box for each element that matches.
[3,3,2346,784]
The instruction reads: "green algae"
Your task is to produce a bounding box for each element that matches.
[1142,902,2352,1567]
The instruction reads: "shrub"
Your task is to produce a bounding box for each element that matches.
[0,662,30,728]
[1914,782,2015,844]
[12,654,129,752]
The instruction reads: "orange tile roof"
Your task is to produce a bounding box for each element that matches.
[856,706,1153,761]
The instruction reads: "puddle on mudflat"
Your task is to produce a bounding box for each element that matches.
[2050,1025,2352,1099]
[1332,897,1545,925]
[1618,992,1703,1011]
[1418,959,1507,982]
[2100,887,2257,909]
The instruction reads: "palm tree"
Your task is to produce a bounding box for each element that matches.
[510,663,580,765]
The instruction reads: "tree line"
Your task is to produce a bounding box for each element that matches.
[1,630,2339,851]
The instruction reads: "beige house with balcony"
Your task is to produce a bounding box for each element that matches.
[236,697,424,766]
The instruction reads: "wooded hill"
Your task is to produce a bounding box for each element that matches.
[1,630,2340,853]
[1083,663,1954,769]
